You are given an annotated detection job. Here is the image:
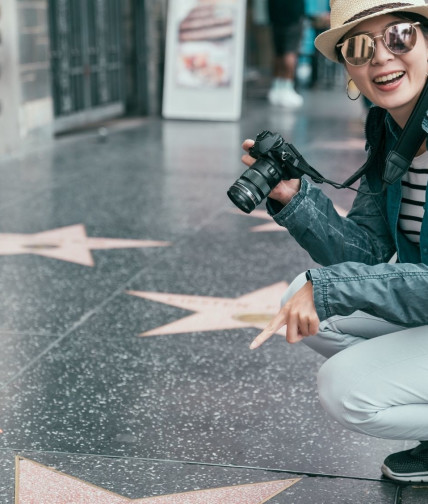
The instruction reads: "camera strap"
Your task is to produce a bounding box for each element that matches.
[382,80,428,185]
[342,79,428,189]
[257,81,428,199]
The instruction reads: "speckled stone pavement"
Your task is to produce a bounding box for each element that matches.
[0,89,426,503]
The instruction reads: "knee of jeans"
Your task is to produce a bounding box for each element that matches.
[281,272,307,307]
[317,353,373,433]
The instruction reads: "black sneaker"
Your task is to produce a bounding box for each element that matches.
[382,442,428,482]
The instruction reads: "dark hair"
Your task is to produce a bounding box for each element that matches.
[335,12,428,64]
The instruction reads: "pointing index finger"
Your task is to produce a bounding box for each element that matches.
[249,311,287,349]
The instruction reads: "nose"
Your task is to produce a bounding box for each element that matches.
[371,37,395,65]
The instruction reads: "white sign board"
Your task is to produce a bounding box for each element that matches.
[0,0,20,155]
[162,0,247,121]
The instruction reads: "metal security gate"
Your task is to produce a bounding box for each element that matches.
[134,0,149,115]
[48,0,124,133]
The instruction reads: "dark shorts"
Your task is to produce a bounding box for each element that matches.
[267,0,305,25]
[271,19,304,56]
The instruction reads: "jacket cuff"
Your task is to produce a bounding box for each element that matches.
[305,267,331,321]
[266,178,310,225]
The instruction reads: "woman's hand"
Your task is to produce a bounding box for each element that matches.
[250,281,320,349]
[241,139,301,206]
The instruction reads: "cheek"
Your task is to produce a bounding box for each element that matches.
[405,50,428,78]
[410,39,428,68]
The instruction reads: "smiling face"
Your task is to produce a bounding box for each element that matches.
[344,14,428,126]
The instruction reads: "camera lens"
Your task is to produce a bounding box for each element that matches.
[227,157,281,213]
[227,182,261,213]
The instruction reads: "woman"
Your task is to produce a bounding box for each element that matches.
[243,0,428,483]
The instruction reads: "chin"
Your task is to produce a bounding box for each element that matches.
[371,92,411,111]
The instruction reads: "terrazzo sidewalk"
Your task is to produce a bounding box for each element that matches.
[0,90,426,503]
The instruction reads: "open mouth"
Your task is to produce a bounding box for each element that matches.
[373,71,405,85]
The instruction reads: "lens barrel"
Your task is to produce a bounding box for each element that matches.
[227,156,282,213]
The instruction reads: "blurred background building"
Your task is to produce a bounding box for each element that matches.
[0,0,334,157]
[0,0,168,156]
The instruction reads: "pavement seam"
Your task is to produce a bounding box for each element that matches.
[0,447,398,485]
[394,485,403,504]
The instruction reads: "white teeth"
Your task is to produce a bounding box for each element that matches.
[374,71,404,83]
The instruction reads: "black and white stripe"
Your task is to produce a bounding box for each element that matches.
[399,152,428,244]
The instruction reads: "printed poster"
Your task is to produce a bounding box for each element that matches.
[175,0,237,88]
[163,0,246,120]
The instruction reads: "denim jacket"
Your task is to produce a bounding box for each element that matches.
[267,106,428,328]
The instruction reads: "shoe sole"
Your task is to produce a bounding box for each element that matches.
[381,463,428,482]
[267,94,303,109]
[278,102,303,109]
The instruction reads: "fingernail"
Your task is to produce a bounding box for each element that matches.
[249,341,257,350]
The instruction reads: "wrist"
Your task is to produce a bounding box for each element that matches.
[270,180,301,206]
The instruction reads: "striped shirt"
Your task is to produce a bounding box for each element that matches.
[399,150,428,244]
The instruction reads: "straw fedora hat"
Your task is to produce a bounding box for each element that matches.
[315,0,428,62]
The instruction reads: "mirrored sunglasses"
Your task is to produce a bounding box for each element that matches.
[337,22,420,66]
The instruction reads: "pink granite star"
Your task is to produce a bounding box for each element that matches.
[16,457,301,503]
[230,205,347,232]
[127,282,288,336]
[0,225,170,266]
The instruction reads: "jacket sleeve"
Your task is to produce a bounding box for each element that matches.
[307,261,428,327]
[267,177,396,266]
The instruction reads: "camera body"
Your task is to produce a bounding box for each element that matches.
[227,130,304,214]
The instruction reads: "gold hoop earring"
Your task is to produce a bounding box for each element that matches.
[347,79,361,101]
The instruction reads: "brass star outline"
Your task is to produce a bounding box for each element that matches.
[127,282,288,337]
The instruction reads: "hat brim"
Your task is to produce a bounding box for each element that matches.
[315,5,428,62]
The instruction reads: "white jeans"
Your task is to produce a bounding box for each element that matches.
[282,273,428,441]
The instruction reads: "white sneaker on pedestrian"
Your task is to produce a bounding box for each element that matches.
[267,79,304,109]
[267,87,281,106]
[276,87,304,109]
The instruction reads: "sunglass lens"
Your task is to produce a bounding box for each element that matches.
[385,23,417,54]
[342,34,374,65]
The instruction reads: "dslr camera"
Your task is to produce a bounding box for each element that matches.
[227,130,311,214]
